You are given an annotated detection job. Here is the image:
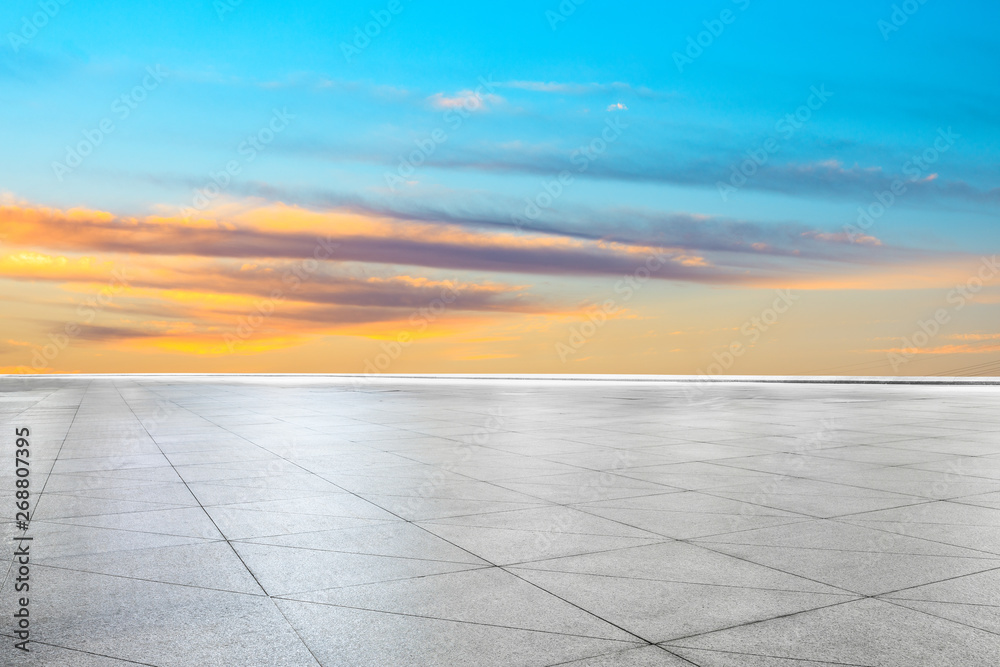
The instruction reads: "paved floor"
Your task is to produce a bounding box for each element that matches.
[2,377,1000,666]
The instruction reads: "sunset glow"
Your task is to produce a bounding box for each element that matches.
[2,1,997,376]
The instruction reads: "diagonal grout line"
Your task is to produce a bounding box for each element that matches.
[649,645,705,667]
[266,565,494,599]
[877,596,1000,639]
[874,564,1000,598]
[832,498,1000,524]
[826,517,1000,559]
[38,515,228,541]
[267,596,643,644]
[568,503,816,543]
[660,597,861,645]
[28,561,269,597]
[496,565,657,647]
[691,491,930,523]
[114,380,325,666]
[540,645,658,667]
[671,497,1000,559]
[414,512,665,538]
[700,458,961,501]
[209,536,492,570]
[689,536,1000,560]
[223,538,491,567]
[881,597,1000,609]
[666,538,862,597]
[0,634,163,665]
[678,512,1000,598]
[825,499,941,521]
[500,539,864,637]
[23,527,222,560]
[573,492,813,519]
[494,540,674,569]
[501,565,859,597]
[24,498,210,522]
[541,643,707,667]
[657,645,874,667]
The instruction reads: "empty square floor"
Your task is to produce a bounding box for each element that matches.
[2,376,1000,666]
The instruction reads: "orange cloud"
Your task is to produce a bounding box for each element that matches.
[0,251,116,280]
[0,200,744,285]
[2,195,993,372]
[883,343,1000,355]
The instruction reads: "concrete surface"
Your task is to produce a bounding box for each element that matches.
[1,376,999,666]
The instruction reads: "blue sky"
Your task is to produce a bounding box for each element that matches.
[2,0,999,375]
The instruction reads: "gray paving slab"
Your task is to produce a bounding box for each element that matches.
[1,376,999,665]
[37,541,266,595]
[510,566,855,643]
[0,640,152,666]
[0,567,318,666]
[274,597,642,667]
[231,541,486,596]
[508,541,846,593]
[664,597,1000,666]
[240,521,492,563]
[280,567,638,641]
[696,540,1000,596]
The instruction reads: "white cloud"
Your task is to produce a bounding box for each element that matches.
[427,90,504,112]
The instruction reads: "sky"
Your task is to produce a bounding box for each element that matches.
[1,0,998,376]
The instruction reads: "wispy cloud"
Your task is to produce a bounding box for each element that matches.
[0,201,755,284]
[801,230,882,246]
[203,181,903,264]
[427,90,504,112]
[370,148,999,208]
[500,81,669,99]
